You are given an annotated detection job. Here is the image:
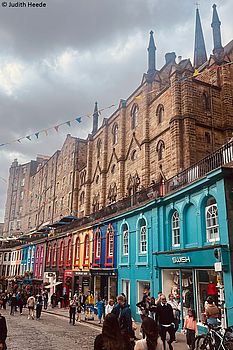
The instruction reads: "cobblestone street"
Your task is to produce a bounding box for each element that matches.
[2,308,101,350]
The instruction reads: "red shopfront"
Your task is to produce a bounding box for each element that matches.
[64,270,73,298]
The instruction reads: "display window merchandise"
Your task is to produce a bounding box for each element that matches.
[162,269,222,325]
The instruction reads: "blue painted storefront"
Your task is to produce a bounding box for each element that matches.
[116,168,233,326]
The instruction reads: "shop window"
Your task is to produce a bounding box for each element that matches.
[205,198,219,242]
[107,226,114,257]
[112,123,118,145]
[46,244,51,266]
[138,218,147,254]
[84,235,90,259]
[156,104,164,124]
[52,243,56,266]
[131,104,139,129]
[122,223,129,256]
[172,211,180,247]
[122,280,130,305]
[157,140,165,161]
[95,230,101,258]
[75,238,80,263]
[66,238,72,265]
[59,241,64,266]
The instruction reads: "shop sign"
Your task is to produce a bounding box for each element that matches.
[74,271,89,276]
[214,262,222,272]
[172,256,191,264]
[64,271,73,278]
[82,278,90,286]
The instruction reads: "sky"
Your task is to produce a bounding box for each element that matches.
[0,0,232,222]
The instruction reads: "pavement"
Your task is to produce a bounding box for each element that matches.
[44,306,189,349]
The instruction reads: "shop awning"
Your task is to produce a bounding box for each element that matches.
[44,281,62,289]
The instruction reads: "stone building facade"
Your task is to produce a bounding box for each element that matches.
[3,5,233,237]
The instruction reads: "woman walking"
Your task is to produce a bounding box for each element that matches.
[135,317,162,350]
[183,309,198,350]
[96,297,104,324]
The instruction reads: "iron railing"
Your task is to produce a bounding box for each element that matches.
[166,139,233,193]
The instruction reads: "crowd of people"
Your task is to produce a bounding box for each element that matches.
[0,288,221,350]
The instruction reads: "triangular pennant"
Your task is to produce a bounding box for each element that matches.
[17,139,21,143]
[75,117,82,123]
[54,125,59,132]
[26,136,32,141]
[135,95,142,100]
[35,132,39,139]
[193,69,199,77]
[44,129,48,136]
[66,121,71,127]
[0,144,5,147]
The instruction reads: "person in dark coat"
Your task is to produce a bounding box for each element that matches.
[156,295,176,350]
[112,295,135,350]
[69,297,76,325]
[0,312,7,350]
[10,294,17,316]
[94,313,131,350]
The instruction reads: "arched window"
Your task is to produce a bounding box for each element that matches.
[75,237,80,262]
[107,226,114,257]
[97,139,102,158]
[131,150,137,161]
[156,104,164,124]
[157,140,165,161]
[59,241,64,265]
[138,218,147,254]
[66,238,72,265]
[52,243,57,266]
[172,211,180,247]
[80,191,85,205]
[206,197,219,242]
[46,244,51,266]
[112,123,118,145]
[203,92,210,111]
[131,104,139,129]
[122,223,129,256]
[84,235,89,259]
[95,229,101,258]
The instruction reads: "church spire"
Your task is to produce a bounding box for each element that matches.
[92,101,99,135]
[211,4,224,59]
[193,8,207,68]
[147,30,156,74]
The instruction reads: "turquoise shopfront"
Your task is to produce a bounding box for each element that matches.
[154,244,233,328]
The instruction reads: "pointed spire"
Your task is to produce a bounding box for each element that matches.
[193,8,207,69]
[211,4,224,58]
[92,101,99,135]
[147,30,156,74]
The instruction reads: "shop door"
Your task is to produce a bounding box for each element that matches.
[100,276,108,299]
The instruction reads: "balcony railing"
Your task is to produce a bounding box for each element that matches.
[166,139,233,193]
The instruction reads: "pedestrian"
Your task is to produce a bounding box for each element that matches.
[63,292,68,308]
[167,293,180,332]
[43,290,48,310]
[96,296,104,324]
[69,297,76,325]
[112,295,135,350]
[51,293,56,308]
[136,294,150,320]
[105,299,114,315]
[156,295,176,350]
[36,294,43,320]
[94,313,131,350]
[27,295,36,320]
[183,309,198,350]
[149,296,157,320]
[17,292,24,315]
[76,301,82,322]
[205,296,220,327]
[9,293,17,316]
[0,312,7,350]
[135,317,162,350]
[155,292,163,305]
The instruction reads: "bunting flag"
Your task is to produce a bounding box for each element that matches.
[35,132,39,139]
[17,139,22,143]
[44,129,48,137]
[26,136,32,141]
[76,117,82,123]
[54,125,59,132]
[66,121,71,127]
[193,69,199,77]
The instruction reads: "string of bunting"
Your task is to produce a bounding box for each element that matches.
[0,104,116,148]
[135,60,233,100]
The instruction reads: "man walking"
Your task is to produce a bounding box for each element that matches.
[0,312,7,350]
[156,295,176,350]
[43,290,48,310]
[36,294,43,320]
[69,297,76,325]
[27,295,36,320]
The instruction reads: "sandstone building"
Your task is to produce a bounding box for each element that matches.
[3,5,233,238]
